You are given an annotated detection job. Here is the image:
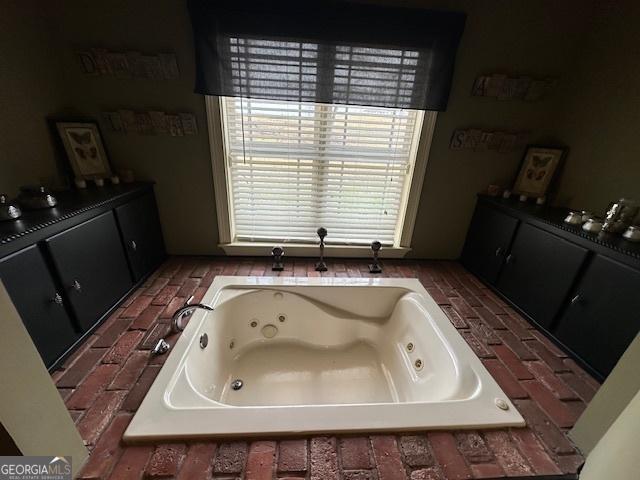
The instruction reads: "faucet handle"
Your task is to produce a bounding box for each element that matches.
[181,295,196,318]
[272,246,285,271]
[369,240,382,274]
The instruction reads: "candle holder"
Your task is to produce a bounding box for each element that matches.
[369,241,382,273]
[271,246,284,271]
[315,227,328,272]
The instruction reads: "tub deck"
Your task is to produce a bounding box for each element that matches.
[52,257,596,479]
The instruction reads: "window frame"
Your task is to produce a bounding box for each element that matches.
[206,95,437,258]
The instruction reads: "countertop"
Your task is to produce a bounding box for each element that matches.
[0,182,154,258]
[478,194,640,268]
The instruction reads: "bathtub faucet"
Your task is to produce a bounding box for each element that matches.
[170,295,214,333]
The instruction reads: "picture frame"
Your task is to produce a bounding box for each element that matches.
[54,121,112,180]
[512,146,565,198]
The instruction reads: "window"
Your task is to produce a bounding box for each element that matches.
[208,96,436,256]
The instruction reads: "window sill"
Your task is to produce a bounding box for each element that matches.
[219,242,411,258]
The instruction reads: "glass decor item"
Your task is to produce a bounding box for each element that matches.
[0,194,22,221]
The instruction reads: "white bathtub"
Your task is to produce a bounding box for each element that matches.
[124,277,524,441]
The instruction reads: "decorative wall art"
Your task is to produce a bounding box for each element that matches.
[54,121,112,180]
[449,128,528,152]
[512,146,566,198]
[76,49,179,80]
[471,74,557,101]
[101,110,198,136]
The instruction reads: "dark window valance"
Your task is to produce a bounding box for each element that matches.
[187,0,466,111]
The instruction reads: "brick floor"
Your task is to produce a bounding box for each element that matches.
[50,257,596,479]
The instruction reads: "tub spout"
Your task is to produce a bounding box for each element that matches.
[171,296,214,333]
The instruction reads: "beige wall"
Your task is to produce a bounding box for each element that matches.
[0,281,88,474]
[44,0,219,255]
[569,333,640,455]
[579,388,640,480]
[553,1,640,213]
[0,0,604,257]
[402,0,592,257]
[0,0,68,196]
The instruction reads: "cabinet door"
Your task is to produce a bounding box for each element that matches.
[115,192,165,282]
[555,255,640,377]
[46,212,132,331]
[0,245,79,367]
[497,223,588,329]
[461,204,519,284]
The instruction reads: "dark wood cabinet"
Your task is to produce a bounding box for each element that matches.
[554,255,640,377]
[461,204,519,284]
[462,196,640,380]
[0,245,79,366]
[496,223,588,329]
[0,184,164,369]
[115,192,165,282]
[45,212,133,332]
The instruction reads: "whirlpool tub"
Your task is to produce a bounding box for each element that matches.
[124,276,524,440]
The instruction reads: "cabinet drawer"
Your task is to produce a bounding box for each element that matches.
[115,192,165,282]
[497,223,588,329]
[0,245,79,367]
[45,212,132,331]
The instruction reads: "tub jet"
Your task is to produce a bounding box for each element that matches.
[231,379,244,391]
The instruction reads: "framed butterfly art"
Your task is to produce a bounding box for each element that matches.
[512,146,566,198]
[55,121,112,181]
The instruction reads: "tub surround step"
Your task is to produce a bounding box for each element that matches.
[48,256,591,479]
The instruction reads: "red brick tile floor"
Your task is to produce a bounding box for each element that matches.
[51,257,600,479]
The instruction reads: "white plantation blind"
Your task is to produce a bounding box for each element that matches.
[221,96,422,245]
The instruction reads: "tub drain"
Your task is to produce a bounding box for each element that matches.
[231,379,244,391]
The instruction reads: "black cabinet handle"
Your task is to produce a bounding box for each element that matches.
[495,247,503,257]
[130,240,137,251]
[505,254,514,264]
[570,294,580,305]
[51,293,63,305]
[71,279,82,293]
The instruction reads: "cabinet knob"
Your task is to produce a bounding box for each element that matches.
[130,240,137,251]
[71,280,82,293]
[51,293,63,305]
[570,294,581,305]
[495,247,503,257]
[505,254,514,264]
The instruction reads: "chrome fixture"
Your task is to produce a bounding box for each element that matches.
[315,227,328,272]
[582,217,603,233]
[50,293,64,306]
[152,339,170,355]
[564,211,583,225]
[369,240,382,274]
[17,185,57,210]
[271,246,284,271]
[0,194,22,221]
[231,379,244,391]
[170,295,214,333]
[199,333,209,349]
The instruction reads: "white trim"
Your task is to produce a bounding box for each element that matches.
[219,242,411,258]
[399,111,437,247]
[206,96,232,244]
[205,96,437,252]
